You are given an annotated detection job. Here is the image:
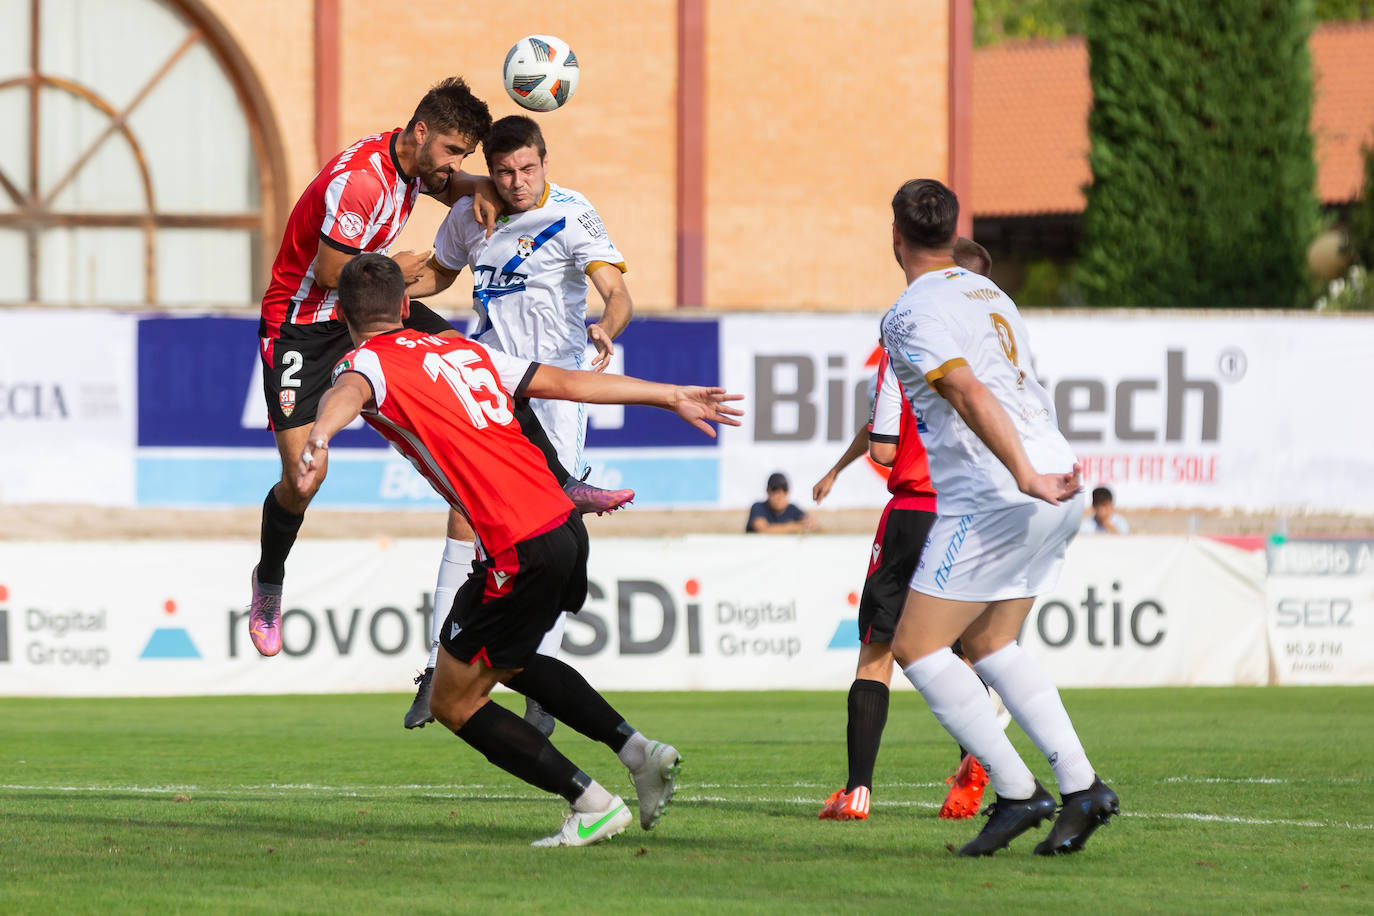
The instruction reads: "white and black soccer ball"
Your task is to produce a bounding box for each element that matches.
[502,35,579,112]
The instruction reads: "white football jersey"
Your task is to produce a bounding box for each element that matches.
[880,264,1076,514]
[433,182,625,366]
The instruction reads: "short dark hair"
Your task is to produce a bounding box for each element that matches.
[953,237,992,276]
[766,472,789,492]
[484,115,546,167]
[406,77,492,142]
[892,179,959,248]
[1091,486,1114,506]
[338,254,406,328]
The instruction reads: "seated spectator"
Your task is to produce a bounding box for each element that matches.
[1080,486,1130,534]
[746,472,815,533]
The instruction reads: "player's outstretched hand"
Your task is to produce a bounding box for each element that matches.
[669,387,743,437]
[813,470,838,504]
[391,249,432,284]
[471,179,500,238]
[587,324,614,372]
[1020,462,1083,506]
[296,438,331,493]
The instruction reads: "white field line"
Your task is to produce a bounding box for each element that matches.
[2,783,1371,831]
[1162,776,1369,785]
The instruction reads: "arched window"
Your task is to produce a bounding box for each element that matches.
[0,0,286,308]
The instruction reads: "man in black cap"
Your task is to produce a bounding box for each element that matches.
[746,472,815,533]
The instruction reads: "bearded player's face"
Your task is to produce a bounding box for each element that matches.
[415,128,476,194]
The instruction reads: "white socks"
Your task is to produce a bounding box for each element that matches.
[572,780,616,813]
[617,730,649,771]
[429,538,476,668]
[903,647,1037,800]
[973,642,1095,795]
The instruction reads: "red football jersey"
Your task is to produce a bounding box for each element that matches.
[261,129,421,338]
[339,331,575,556]
[868,350,937,510]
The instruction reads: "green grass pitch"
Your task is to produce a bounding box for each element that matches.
[2,687,1371,914]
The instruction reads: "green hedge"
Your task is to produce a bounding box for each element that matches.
[1077,0,1320,307]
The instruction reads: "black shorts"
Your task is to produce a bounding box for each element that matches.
[259,303,453,430]
[857,504,936,645]
[440,511,589,669]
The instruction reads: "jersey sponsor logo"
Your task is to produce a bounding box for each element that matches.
[450,621,461,640]
[337,211,365,239]
[577,209,605,239]
[472,264,529,299]
[491,569,512,590]
[279,389,296,417]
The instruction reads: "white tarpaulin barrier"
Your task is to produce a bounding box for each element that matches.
[717,312,1374,513]
[0,310,137,505]
[0,535,1284,697]
[1266,539,1374,685]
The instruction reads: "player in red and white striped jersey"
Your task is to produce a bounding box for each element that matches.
[294,253,741,846]
[250,78,498,661]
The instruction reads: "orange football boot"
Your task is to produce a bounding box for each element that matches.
[939,753,989,819]
[818,786,870,820]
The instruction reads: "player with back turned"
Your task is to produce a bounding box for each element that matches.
[881,178,1119,857]
[296,253,742,845]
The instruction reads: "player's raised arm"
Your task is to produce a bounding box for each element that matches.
[586,264,634,372]
[430,170,501,236]
[522,364,742,437]
[295,372,372,492]
[406,255,462,300]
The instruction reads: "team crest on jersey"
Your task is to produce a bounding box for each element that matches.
[337,211,365,239]
[515,235,536,259]
[331,358,352,383]
[279,389,296,417]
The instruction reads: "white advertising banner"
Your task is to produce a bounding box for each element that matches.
[0,310,137,505]
[0,535,1270,697]
[1266,539,1374,685]
[717,313,1374,513]
[719,315,892,510]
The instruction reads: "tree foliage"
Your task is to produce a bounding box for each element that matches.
[975,0,1370,47]
[1349,140,1374,270]
[1077,0,1321,307]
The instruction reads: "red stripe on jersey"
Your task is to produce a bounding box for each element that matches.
[873,351,937,502]
[349,333,574,556]
[261,129,421,338]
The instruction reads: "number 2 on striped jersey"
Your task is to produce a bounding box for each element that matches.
[422,350,514,428]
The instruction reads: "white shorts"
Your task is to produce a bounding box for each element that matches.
[530,395,587,479]
[911,492,1086,602]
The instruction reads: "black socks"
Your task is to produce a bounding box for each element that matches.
[257,487,304,586]
[507,654,630,751]
[455,701,586,803]
[845,679,890,792]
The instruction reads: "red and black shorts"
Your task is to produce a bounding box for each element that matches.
[259,303,454,430]
[857,503,936,645]
[440,511,589,670]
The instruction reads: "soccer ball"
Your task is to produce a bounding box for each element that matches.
[502,35,580,112]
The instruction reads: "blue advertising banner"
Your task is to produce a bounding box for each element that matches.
[135,316,721,508]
